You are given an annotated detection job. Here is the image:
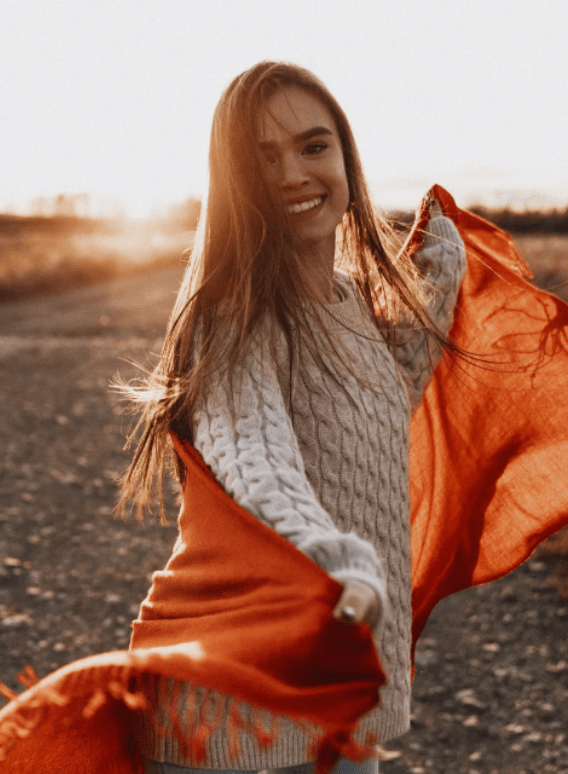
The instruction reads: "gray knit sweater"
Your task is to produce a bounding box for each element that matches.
[139,216,466,767]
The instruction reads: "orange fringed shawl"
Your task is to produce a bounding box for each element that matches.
[0,435,386,774]
[2,186,568,773]
[409,185,568,648]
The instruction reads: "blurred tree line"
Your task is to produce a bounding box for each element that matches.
[0,196,201,302]
[3,195,568,236]
[392,204,568,234]
[0,196,202,236]
[469,205,568,234]
[1,194,566,302]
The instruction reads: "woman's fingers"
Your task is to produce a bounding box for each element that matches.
[428,197,444,218]
[332,579,379,625]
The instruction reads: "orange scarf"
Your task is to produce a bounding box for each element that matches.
[408,186,568,651]
[1,186,567,773]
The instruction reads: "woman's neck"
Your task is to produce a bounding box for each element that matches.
[302,236,336,304]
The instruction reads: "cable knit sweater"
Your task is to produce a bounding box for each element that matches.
[140,216,466,767]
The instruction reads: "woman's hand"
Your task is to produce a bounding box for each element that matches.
[333,578,380,626]
[428,197,444,218]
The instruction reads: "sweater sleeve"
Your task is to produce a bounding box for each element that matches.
[393,215,466,410]
[192,329,387,632]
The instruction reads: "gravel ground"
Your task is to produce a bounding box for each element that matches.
[1,265,568,773]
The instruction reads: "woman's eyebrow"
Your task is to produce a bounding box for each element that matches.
[259,126,333,151]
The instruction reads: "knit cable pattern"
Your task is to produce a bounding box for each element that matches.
[146,215,466,767]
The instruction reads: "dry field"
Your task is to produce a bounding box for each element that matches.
[516,233,568,301]
[0,216,192,301]
[1,227,568,772]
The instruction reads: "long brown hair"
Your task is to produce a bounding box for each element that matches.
[117,61,448,519]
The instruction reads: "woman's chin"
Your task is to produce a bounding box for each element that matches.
[293,227,337,261]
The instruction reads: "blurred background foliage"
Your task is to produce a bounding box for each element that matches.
[0,196,201,301]
[2,197,567,304]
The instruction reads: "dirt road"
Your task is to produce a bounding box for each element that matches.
[1,266,568,773]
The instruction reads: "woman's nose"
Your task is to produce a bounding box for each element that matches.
[279,152,309,189]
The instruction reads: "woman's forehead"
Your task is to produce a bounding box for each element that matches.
[258,87,337,146]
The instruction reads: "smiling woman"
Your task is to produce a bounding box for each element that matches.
[117,61,467,774]
[258,88,350,286]
[106,62,465,772]
[8,50,568,774]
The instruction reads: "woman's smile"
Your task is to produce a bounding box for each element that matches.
[259,87,350,264]
[286,194,326,217]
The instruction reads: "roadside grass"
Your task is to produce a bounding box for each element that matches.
[0,219,192,301]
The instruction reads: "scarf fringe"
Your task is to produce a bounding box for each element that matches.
[133,672,386,769]
[1,662,384,771]
[0,661,147,764]
[137,673,320,764]
[0,665,39,703]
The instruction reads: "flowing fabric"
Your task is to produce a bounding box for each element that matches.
[408,186,568,649]
[130,434,386,766]
[1,185,568,773]
[0,437,385,774]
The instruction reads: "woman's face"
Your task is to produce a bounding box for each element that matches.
[258,87,350,260]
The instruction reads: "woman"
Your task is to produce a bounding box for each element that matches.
[120,61,466,774]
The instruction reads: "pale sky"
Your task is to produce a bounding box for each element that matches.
[1,0,567,215]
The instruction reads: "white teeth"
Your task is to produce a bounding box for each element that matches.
[286,196,323,215]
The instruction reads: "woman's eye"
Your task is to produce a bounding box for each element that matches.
[264,153,279,166]
[305,143,327,155]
